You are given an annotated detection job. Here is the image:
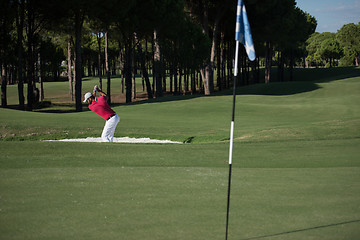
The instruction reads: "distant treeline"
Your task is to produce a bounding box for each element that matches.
[1,0,359,111]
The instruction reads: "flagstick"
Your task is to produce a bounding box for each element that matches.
[226,40,240,240]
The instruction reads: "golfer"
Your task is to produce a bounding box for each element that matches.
[83,86,120,142]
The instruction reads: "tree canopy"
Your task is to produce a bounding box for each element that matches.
[1,0,359,110]
[336,22,360,66]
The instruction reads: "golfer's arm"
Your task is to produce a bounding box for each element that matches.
[97,89,107,97]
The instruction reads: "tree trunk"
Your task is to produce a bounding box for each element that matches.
[289,50,294,81]
[105,31,111,104]
[200,66,211,95]
[219,31,225,90]
[250,59,257,84]
[226,41,231,88]
[199,3,211,95]
[151,40,155,96]
[134,33,153,99]
[169,63,173,94]
[38,52,44,101]
[16,0,25,110]
[1,2,8,108]
[121,68,124,93]
[162,56,166,93]
[217,35,221,91]
[97,32,102,89]
[184,68,188,94]
[178,68,182,93]
[142,73,145,92]
[153,29,163,98]
[26,0,35,111]
[74,10,83,112]
[72,55,76,97]
[124,39,132,103]
[221,42,226,88]
[277,51,284,82]
[67,37,73,101]
[200,3,225,95]
[174,64,178,94]
[132,39,136,100]
[119,44,124,93]
[1,65,7,107]
[265,41,272,84]
[241,48,247,86]
[191,71,195,95]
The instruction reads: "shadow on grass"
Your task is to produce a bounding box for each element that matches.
[293,66,360,83]
[119,80,321,107]
[2,81,322,112]
[4,67,359,113]
[122,66,360,106]
[235,81,321,96]
[5,103,92,113]
[241,219,360,240]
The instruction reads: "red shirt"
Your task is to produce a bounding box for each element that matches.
[89,96,116,120]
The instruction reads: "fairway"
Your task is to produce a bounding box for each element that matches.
[1,68,360,239]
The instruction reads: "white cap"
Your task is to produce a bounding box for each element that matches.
[83,92,92,102]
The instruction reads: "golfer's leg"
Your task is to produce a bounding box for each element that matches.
[101,121,112,142]
[109,114,120,141]
[101,115,120,142]
[107,115,120,142]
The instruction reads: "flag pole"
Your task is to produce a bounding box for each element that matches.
[225,40,239,240]
[226,0,256,238]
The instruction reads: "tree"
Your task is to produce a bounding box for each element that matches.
[1,0,335,110]
[67,36,74,100]
[39,0,111,111]
[104,31,111,104]
[16,0,25,109]
[73,8,85,111]
[153,29,163,98]
[320,35,342,67]
[337,23,360,66]
[185,0,232,95]
[277,7,316,80]
[0,0,15,107]
[243,0,295,83]
[25,0,41,110]
[306,32,342,67]
[111,0,136,103]
[134,33,153,99]
[306,33,322,67]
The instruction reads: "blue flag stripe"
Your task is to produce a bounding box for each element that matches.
[235,2,242,41]
[235,0,256,61]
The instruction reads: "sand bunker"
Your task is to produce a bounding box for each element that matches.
[45,137,181,144]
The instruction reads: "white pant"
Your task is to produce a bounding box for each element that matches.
[101,114,120,142]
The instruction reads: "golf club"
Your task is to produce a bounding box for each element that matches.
[94,85,97,101]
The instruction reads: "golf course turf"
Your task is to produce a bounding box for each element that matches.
[0,67,359,239]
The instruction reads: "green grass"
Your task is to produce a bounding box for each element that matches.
[1,166,358,240]
[2,71,360,143]
[0,67,360,239]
